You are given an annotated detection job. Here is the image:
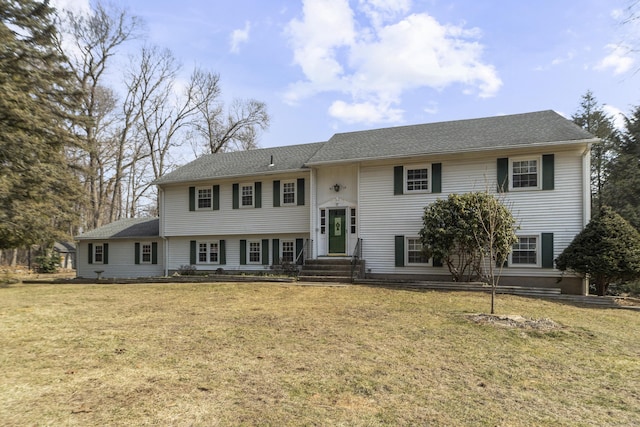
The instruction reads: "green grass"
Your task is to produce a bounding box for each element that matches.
[0,282,638,426]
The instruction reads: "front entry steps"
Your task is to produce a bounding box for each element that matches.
[299,258,364,283]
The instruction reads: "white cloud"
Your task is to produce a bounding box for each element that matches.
[603,104,627,131]
[596,44,634,75]
[329,99,403,124]
[285,0,501,124]
[230,21,251,54]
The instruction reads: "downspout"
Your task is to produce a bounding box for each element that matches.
[159,186,169,277]
[581,143,592,295]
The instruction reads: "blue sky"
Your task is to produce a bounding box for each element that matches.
[54,0,639,149]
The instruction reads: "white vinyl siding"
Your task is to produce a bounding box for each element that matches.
[358,149,585,277]
[162,175,310,237]
[77,240,164,279]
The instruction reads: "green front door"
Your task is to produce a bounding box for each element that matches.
[328,209,346,254]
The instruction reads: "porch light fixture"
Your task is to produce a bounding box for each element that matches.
[332,183,341,192]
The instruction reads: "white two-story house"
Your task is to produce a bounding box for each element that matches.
[76,110,597,294]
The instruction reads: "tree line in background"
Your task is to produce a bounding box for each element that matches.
[1,1,640,270]
[572,90,640,231]
[0,0,269,261]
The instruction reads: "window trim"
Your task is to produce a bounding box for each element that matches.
[509,156,542,191]
[404,164,431,193]
[247,240,262,264]
[240,183,255,208]
[281,180,297,206]
[280,239,295,264]
[510,234,541,267]
[140,242,152,264]
[406,237,430,266]
[196,240,220,265]
[195,186,213,210]
[93,243,104,264]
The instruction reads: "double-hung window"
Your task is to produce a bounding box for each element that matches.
[511,236,539,266]
[141,243,152,263]
[281,240,295,263]
[511,158,540,190]
[241,184,254,207]
[197,187,212,209]
[94,244,104,264]
[407,238,428,264]
[249,241,261,263]
[198,241,219,264]
[282,181,296,205]
[406,166,429,192]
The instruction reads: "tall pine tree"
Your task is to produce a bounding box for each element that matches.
[603,106,640,231]
[0,0,82,249]
[572,90,618,216]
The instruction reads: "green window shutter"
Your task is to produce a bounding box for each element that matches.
[88,243,93,264]
[135,242,140,264]
[432,163,442,193]
[219,240,226,265]
[273,181,280,207]
[542,154,555,190]
[212,185,220,210]
[394,235,405,267]
[255,182,262,208]
[272,239,280,265]
[296,238,304,265]
[240,240,247,265]
[151,242,158,265]
[262,239,269,265]
[190,240,196,265]
[103,243,109,265]
[297,178,305,206]
[189,187,195,211]
[393,166,404,195]
[541,233,554,268]
[232,184,239,209]
[497,158,509,192]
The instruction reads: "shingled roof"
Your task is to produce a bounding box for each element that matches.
[154,142,324,185]
[306,110,597,165]
[153,110,596,185]
[76,217,159,240]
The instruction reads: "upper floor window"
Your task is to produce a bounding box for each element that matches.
[511,158,540,190]
[406,166,429,192]
[241,184,254,207]
[395,163,440,195]
[197,187,212,209]
[282,181,296,205]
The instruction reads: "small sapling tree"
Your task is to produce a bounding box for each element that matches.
[556,206,640,296]
[420,192,518,313]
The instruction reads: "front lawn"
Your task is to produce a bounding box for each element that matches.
[1,282,638,426]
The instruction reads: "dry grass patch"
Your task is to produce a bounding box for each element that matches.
[0,282,638,426]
